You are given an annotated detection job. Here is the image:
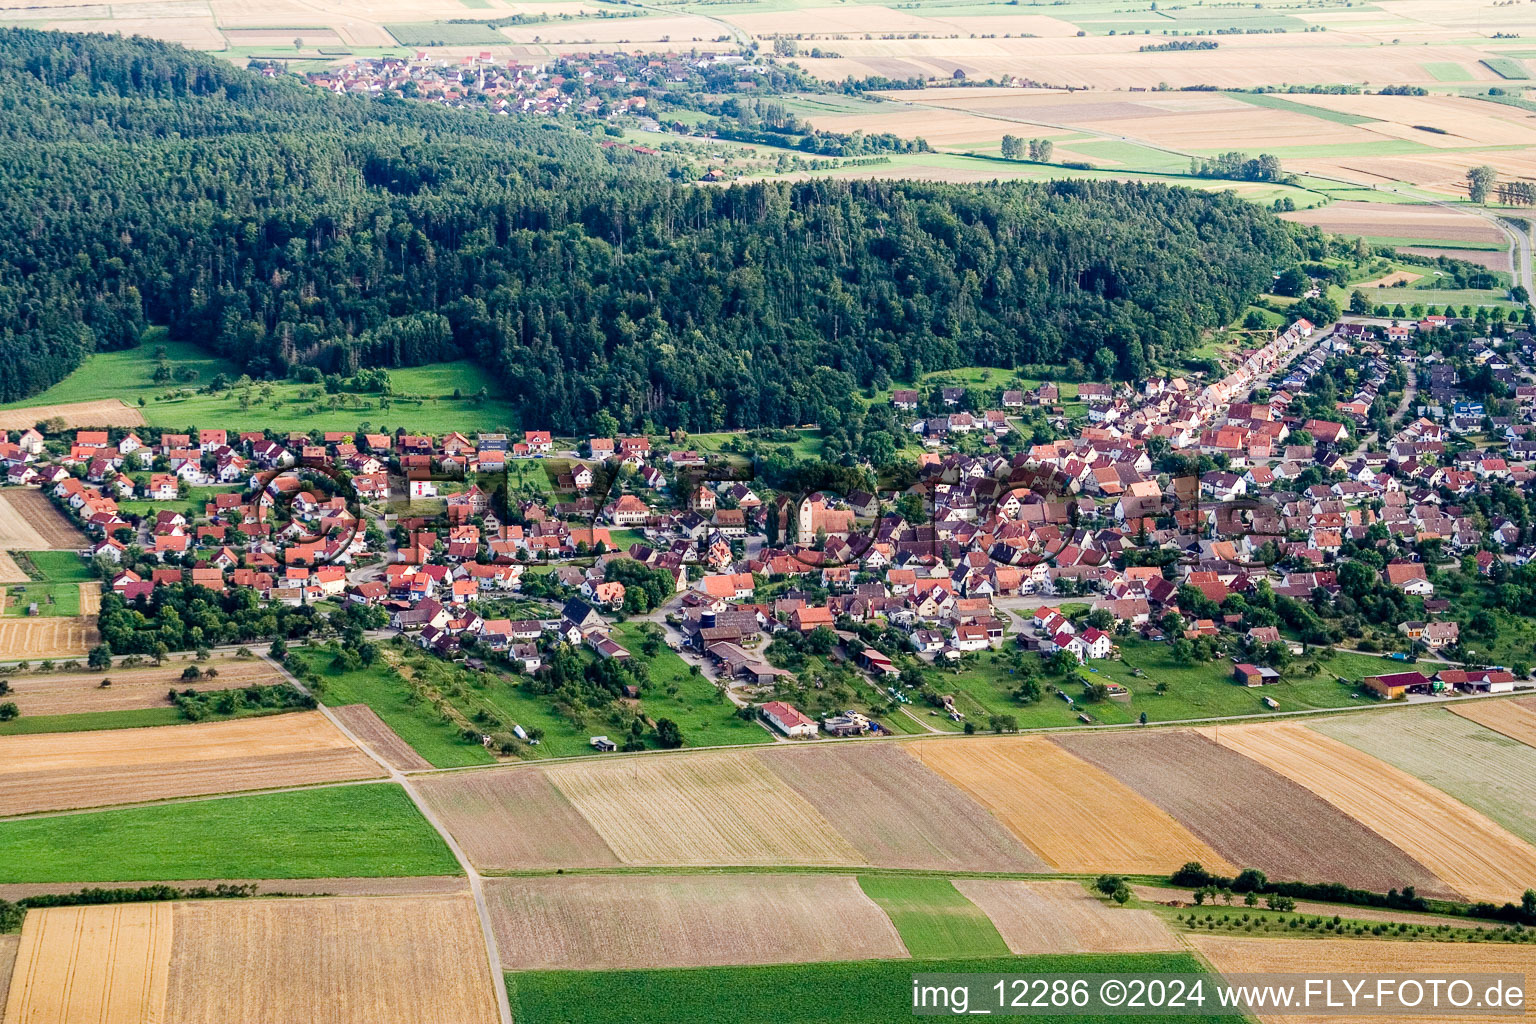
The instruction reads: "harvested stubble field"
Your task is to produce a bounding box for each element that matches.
[0,489,84,551]
[1401,245,1512,271]
[0,552,25,584]
[2,660,277,716]
[1188,936,1536,1024]
[330,703,432,770]
[1206,721,1536,904]
[415,767,621,871]
[0,399,142,431]
[544,751,864,868]
[0,874,468,900]
[756,743,1043,872]
[0,710,384,816]
[0,616,97,660]
[1282,201,1505,246]
[0,934,14,1017]
[1312,709,1536,847]
[906,737,1236,875]
[953,879,1177,955]
[486,874,906,970]
[2,902,173,1024]
[167,895,499,1024]
[1451,698,1536,749]
[1051,730,1450,897]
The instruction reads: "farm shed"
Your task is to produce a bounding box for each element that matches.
[1234,664,1279,687]
[1362,671,1431,699]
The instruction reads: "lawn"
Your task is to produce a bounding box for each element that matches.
[505,953,1244,1024]
[113,484,243,520]
[857,876,1009,958]
[0,783,461,882]
[0,332,521,433]
[927,639,1392,729]
[18,551,95,582]
[288,648,495,768]
[1,581,79,617]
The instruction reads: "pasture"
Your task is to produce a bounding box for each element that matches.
[506,953,1246,1024]
[755,743,1043,872]
[544,750,863,867]
[1207,720,1536,904]
[0,711,384,816]
[905,736,1237,876]
[486,874,906,970]
[1051,729,1450,897]
[1311,708,1536,847]
[0,783,459,882]
[952,879,1177,955]
[855,875,1008,958]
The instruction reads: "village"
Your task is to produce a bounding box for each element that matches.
[3,307,1536,745]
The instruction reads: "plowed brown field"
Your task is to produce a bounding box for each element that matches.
[1207,721,1536,904]
[1052,730,1450,897]
[485,874,906,970]
[757,743,1044,872]
[330,704,432,771]
[0,711,384,816]
[954,879,1177,954]
[1189,936,1536,1023]
[4,661,278,716]
[1451,699,1536,749]
[2,903,173,1024]
[906,737,1236,875]
[415,767,620,871]
[166,895,499,1024]
[546,751,864,867]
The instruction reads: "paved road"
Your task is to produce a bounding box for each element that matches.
[262,652,515,1024]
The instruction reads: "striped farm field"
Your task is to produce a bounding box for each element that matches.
[905,737,1236,875]
[757,743,1044,872]
[544,751,863,868]
[856,876,1008,958]
[1052,730,1450,897]
[1188,936,1536,1024]
[953,879,1178,955]
[415,767,621,871]
[1312,708,1536,846]
[486,874,906,970]
[1450,698,1536,749]
[2,903,173,1024]
[0,711,384,816]
[1207,721,1536,904]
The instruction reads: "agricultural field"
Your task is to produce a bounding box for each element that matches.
[1051,729,1451,898]
[1188,936,1536,1024]
[486,874,906,970]
[0,783,460,882]
[167,895,500,1024]
[0,616,100,661]
[0,398,143,430]
[329,704,433,770]
[855,876,1008,958]
[0,659,280,717]
[505,953,1246,1024]
[953,879,1177,955]
[0,489,85,551]
[0,711,384,816]
[544,750,864,867]
[1311,708,1536,847]
[2,902,173,1024]
[1207,720,1536,904]
[1448,698,1536,748]
[414,766,622,871]
[905,736,1236,876]
[755,743,1043,872]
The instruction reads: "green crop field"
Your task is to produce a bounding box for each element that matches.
[0,783,460,882]
[1424,62,1471,82]
[1224,92,1380,126]
[0,704,298,736]
[506,953,1245,1024]
[857,876,1008,958]
[18,551,95,583]
[1483,58,1531,80]
[384,21,508,45]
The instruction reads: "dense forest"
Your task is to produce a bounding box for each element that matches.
[0,29,1301,431]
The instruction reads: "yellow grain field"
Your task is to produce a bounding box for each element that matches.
[954,879,1176,954]
[0,710,384,816]
[1188,936,1536,1023]
[1207,721,1536,904]
[906,737,1235,875]
[1450,699,1536,749]
[0,617,97,661]
[485,874,906,970]
[0,399,143,431]
[167,895,499,1024]
[2,903,173,1024]
[545,751,864,867]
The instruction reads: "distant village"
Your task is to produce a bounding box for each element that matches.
[6,308,1536,740]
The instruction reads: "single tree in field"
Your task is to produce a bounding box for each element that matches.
[1468,165,1497,204]
[87,643,111,670]
[1000,134,1024,160]
[0,703,17,722]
